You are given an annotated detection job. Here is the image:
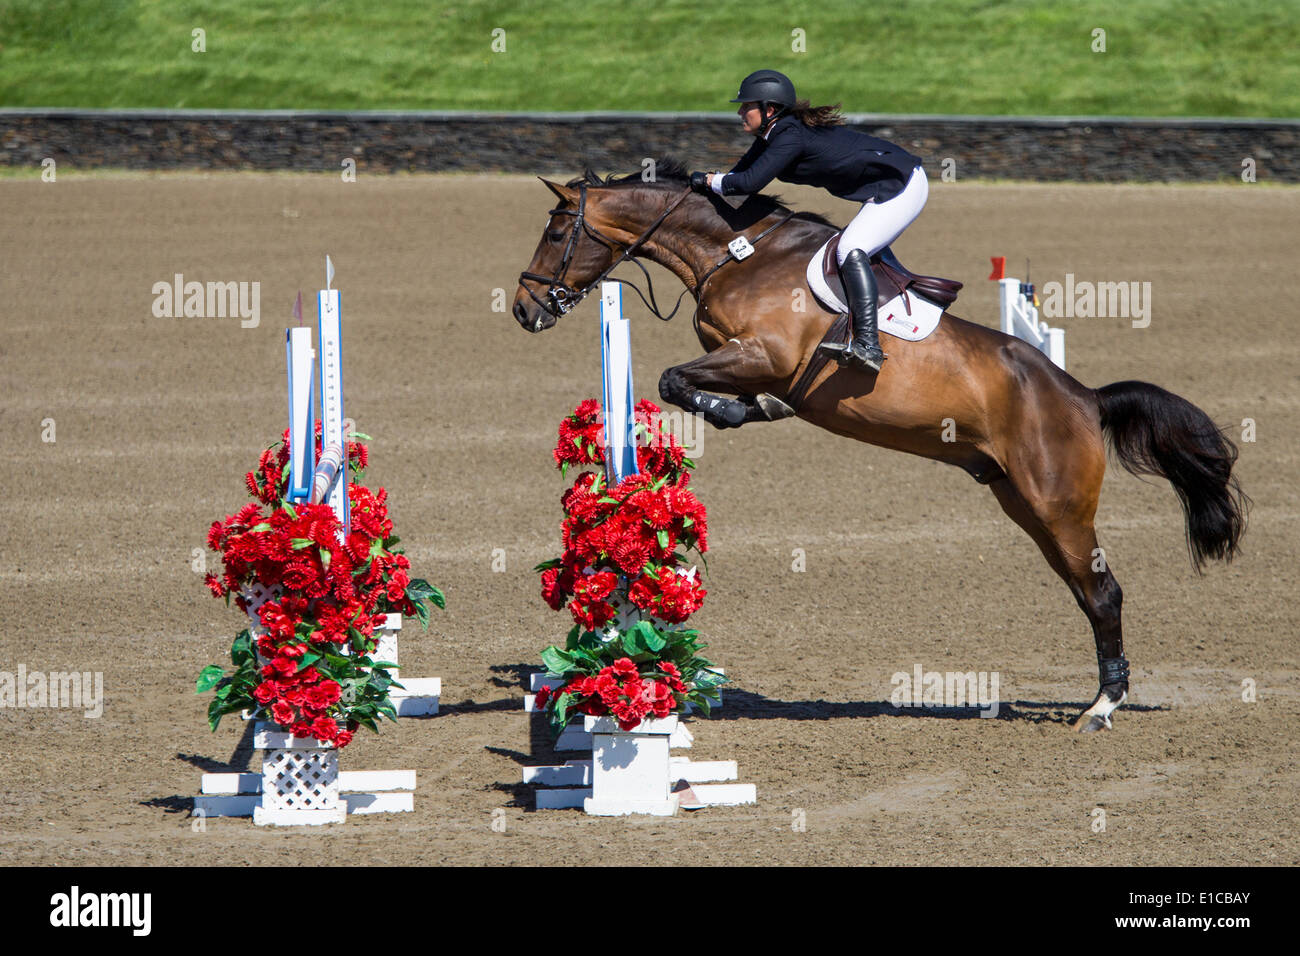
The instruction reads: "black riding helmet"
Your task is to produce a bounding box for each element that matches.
[730,69,797,112]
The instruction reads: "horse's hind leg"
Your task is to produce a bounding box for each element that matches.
[988,475,1128,732]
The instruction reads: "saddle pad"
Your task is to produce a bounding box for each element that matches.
[805,238,942,343]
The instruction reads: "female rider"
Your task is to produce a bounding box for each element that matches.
[691,70,928,372]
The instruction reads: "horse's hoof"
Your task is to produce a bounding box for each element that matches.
[755,393,795,420]
[1073,713,1113,733]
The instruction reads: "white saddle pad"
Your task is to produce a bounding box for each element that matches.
[805,238,943,342]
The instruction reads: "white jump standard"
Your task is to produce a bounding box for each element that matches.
[992,256,1065,370]
[522,281,757,815]
[192,258,439,825]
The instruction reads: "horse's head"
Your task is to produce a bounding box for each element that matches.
[514,178,630,332]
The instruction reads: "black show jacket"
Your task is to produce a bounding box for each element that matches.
[720,114,923,203]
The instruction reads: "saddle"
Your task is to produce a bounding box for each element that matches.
[821,235,963,312]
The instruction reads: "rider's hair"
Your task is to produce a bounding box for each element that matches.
[787,100,845,127]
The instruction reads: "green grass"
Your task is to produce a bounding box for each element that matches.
[1,0,1297,116]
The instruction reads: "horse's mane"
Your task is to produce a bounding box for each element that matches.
[565,156,837,229]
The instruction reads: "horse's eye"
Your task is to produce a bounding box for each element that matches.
[547,230,567,243]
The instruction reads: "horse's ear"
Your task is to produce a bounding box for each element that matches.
[538,177,575,203]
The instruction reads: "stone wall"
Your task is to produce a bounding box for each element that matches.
[2,109,1295,182]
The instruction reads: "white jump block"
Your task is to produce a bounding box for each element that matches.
[391,677,440,716]
[193,794,260,817]
[523,761,592,787]
[585,794,680,816]
[373,616,440,715]
[255,805,347,826]
[523,757,736,788]
[344,792,413,814]
[536,787,590,810]
[201,772,262,795]
[672,758,737,783]
[528,775,754,813]
[683,784,757,807]
[338,770,416,791]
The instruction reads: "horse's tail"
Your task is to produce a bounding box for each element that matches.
[1097,380,1248,571]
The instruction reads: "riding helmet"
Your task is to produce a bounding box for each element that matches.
[730,69,797,109]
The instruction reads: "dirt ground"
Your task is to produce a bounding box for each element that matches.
[1,172,1296,866]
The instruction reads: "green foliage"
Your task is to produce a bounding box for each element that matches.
[0,1,1294,116]
[538,618,727,735]
[402,577,445,630]
[196,629,403,736]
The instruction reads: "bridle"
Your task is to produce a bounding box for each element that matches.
[518,183,695,327]
[517,181,795,328]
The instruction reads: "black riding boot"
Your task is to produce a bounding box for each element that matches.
[818,248,885,372]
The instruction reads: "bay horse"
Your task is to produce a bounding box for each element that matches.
[512,159,1248,733]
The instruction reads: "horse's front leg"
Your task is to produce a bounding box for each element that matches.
[658,339,787,430]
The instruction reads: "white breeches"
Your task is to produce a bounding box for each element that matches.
[837,166,929,264]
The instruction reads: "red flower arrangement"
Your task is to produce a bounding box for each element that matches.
[535,401,725,733]
[541,399,708,629]
[197,429,443,747]
[536,656,687,729]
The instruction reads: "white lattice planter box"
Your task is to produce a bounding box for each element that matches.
[583,716,680,817]
[523,671,755,813]
[374,613,401,675]
[195,712,418,827]
[193,724,419,823]
[254,736,346,826]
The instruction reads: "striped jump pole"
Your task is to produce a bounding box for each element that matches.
[600,282,639,486]
[316,256,349,537]
[285,322,316,503]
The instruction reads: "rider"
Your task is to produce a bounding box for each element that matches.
[691,70,928,372]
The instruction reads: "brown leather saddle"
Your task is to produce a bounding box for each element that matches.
[822,235,963,314]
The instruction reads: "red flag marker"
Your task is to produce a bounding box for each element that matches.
[988,256,1006,281]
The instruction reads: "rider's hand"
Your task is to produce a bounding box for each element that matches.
[689,171,712,194]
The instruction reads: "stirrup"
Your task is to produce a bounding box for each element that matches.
[842,343,885,371]
[817,340,850,358]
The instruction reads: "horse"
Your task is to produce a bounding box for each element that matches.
[512,159,1248,733]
